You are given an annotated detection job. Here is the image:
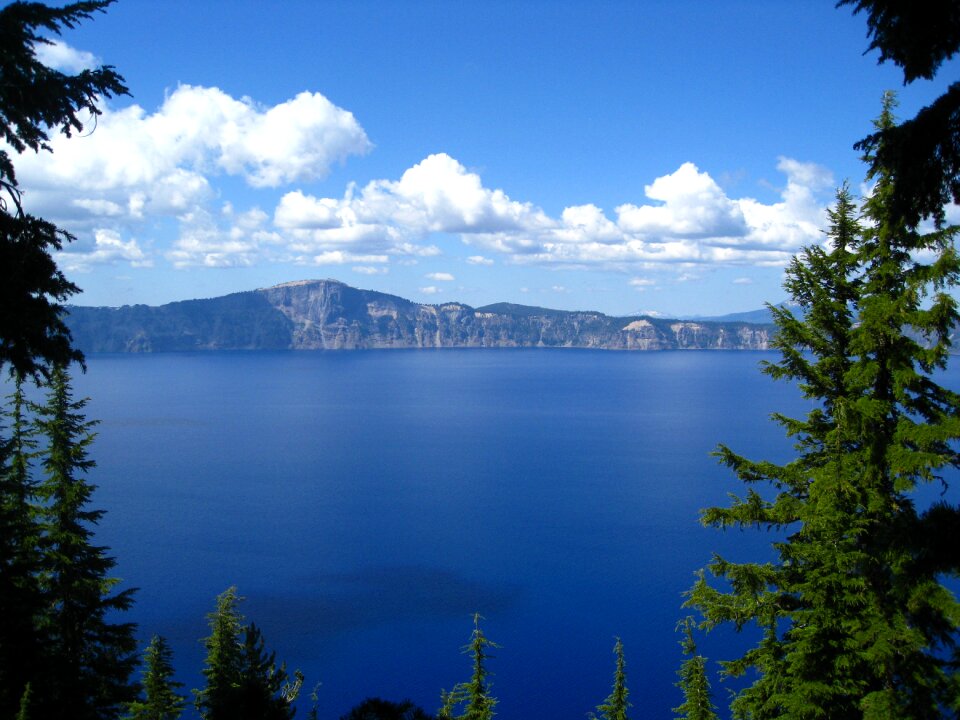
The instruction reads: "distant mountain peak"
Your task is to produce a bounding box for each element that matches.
[261,278,342,290]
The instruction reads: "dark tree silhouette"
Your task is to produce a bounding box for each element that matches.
[0,0,127,380]
[33,364,139,719]
[340,698,435,720]
[839,0,960,226]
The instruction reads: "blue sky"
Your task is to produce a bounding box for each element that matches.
[13,0,959,316]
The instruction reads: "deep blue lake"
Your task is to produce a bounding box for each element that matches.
[54,349,955,718]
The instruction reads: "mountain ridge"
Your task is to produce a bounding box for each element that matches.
[65,279,776,353]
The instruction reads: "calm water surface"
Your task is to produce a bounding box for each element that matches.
[61,349,950,718]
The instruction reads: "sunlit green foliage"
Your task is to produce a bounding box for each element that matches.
[685,95,960,718]
[592,637,630,720]
[194,587,301,720]
[673,618,717,720]
[439,614,499,720]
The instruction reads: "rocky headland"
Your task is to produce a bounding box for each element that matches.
[65,279,775,353]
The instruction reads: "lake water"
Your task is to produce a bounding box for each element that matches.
[55,349,951,718]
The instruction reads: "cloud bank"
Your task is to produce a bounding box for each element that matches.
[7,80,372,270]
[5,43,834,275]
[271,153,832,271]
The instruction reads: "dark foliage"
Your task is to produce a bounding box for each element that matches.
[0,0,127,380]
[126,634,186,720]
[340,698,435,720]
[0,381,42,717]
[1,369,139,718]
[840,0,960,226]
[0,211,83,379]
[838,0,959,81]
[0,1,128,156]
[853,82,960,227]
[236,624,300,720]
[32,365,139,719]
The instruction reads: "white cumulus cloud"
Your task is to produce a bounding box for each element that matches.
[617,162,747,238]
[5,83,373,270]
[255,153,835,272]
[14,84,370,206]
[275,190,344,229]
[214,90,371,187]
[6,67,836,279]
[464,158,832,269]
[360,153,551,233]
[266,154,554,266]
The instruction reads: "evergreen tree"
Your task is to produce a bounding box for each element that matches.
[340,697,435,720]
[839,0,960,227]
[673,619,717,720]
[195,587,245,720]
[439,614,499,720]
[126,635,186,720]
[0,378,44,715]
[0,6,132,715]
[32,364,138,719]
[0,0,127,380]
[195,587,301,720]
[685,95,960,719]
[592,637,630,720]
[236,623,301,720]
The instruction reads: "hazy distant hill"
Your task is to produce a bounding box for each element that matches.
[694,307,775,324]
[65,279,775,353]
[687,301,809,325]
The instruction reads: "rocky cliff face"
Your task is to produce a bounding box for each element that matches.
[66,279,774,353]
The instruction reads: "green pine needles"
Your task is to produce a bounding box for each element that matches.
[673,619,717,720]
[683,93,960,719]
[592,638,631,720]
[194,586,301,720]
[126,635,186,720]
[440,614,499,720]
